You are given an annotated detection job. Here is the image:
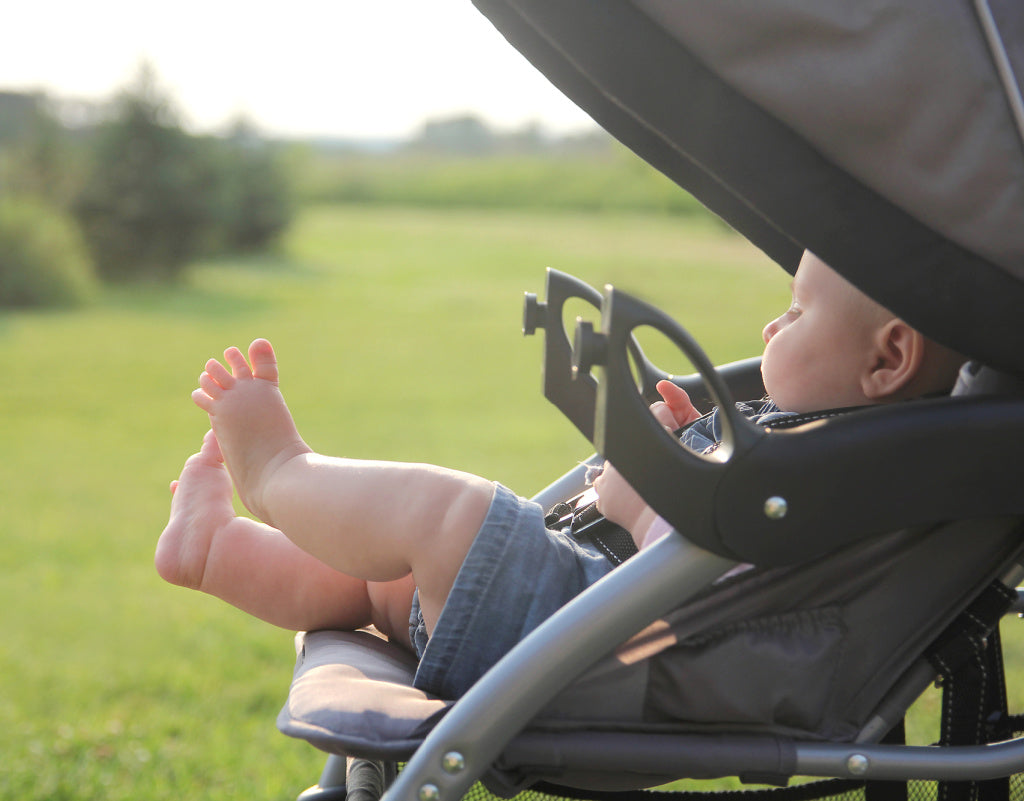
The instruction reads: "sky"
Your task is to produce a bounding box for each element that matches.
[2,1,597,140]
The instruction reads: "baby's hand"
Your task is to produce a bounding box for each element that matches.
[592,462,655,540]
[650,379,702,431]
[593,381,701,542]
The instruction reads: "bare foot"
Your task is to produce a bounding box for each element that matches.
[156,430,412,637]
[155,430,236,589]
[192,339,311,519]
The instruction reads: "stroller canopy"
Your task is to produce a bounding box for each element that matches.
[473,0,1024,375]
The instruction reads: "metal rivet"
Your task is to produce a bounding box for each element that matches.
[847,754,869,776]
[441,752,466,774]
[419,783,440,801]
[764,496,788,520]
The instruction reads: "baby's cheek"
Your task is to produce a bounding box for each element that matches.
[759,345,788,406]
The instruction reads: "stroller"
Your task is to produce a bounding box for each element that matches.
[276,2,1024,800]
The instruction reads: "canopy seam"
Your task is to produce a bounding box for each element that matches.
[973,0,1024,160]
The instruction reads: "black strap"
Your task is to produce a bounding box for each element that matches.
[927,581,1016,801]
[544,494,639,566]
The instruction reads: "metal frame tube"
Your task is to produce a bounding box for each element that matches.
[382,534,734,801]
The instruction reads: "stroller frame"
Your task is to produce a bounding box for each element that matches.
[281,2,1024,793]
[286,270,1024,801]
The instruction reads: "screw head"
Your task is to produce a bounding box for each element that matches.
[846,754,869,776]
[763,496,788,520]
[441,751,466,774]
[419,783,440,801]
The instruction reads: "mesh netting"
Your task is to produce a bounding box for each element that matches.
[458,774,1024,801]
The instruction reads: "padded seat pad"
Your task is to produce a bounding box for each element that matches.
[277,629,450,759]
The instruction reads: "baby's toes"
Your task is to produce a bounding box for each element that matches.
[248,339,279,383]
[200,429,224,462]
[193,386,216,413]
[204,358,236,389]
[223,346,254,380]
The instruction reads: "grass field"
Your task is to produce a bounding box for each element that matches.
[0,205,788,800]
[3,205,1021,799]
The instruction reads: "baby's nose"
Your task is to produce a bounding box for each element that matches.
[762,317,780,344]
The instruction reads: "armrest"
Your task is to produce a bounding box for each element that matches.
[578,283,1024,566]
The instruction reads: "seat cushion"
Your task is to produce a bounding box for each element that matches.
[277,629,450,759]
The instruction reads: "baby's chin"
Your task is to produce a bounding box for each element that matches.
[761,375,822,414]
[759,376,789,412]
[761,387,803,414]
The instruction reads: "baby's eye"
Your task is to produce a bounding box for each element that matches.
[785,300,803,318]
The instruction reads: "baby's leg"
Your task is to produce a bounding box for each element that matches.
[193,339,495,636]
[156,430,416,645]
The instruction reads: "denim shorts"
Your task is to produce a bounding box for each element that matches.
[409,483,617,699]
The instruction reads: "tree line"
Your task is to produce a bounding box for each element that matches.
[0,66,714,309]
[0,66,293,307]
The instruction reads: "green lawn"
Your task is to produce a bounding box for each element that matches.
[0,205,785,799]
[3,205,1016,799]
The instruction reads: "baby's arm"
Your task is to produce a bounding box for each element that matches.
[593,380,700,545]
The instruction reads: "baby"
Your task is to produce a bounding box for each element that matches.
[156,251,964,698]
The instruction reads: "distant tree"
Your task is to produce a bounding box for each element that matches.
[0,92,84,207]
[0,91,41,144]
[411,114,496,155]
[73,64,216,282]
[502,121,547,153]
[205,117,293,252]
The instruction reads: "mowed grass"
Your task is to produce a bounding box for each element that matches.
[5,204,1018,799]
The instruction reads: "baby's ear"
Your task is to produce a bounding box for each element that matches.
[862,319,925,401]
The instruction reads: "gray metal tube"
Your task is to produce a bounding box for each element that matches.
[382,533,733,801]
[796,738,1024,782]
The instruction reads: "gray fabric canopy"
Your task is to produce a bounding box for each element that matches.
[473,0,1024,374]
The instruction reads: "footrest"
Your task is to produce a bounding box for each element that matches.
[277,630,451,760]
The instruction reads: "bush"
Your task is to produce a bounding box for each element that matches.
[73,66,217,283]
[74,112,215,283]
[203,125,293,253]
[0,198,98,307]
[71,72,293,281]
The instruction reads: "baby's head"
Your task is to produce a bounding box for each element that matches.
[760,251,964,413]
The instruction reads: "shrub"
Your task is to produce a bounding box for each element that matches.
[74,111,214,283]
[202,124,293,253]
[72,66,216,283]
[0,198,98,307]
[71,72,293,281]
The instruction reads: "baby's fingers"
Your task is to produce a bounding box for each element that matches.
[656,380,701,427]
[649,401,679,431]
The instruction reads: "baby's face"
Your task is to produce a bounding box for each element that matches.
[760,252,885,413]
